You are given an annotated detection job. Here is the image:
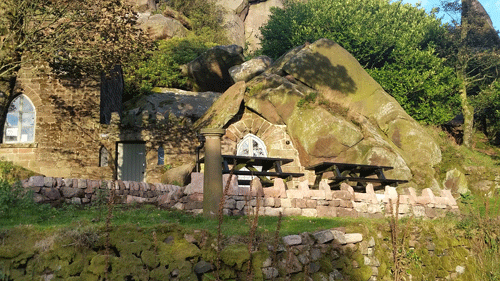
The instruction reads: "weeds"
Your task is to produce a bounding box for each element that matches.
[388,197,413,281]
[104,189,115,280]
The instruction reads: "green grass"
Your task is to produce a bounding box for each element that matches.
[0,202,354,237]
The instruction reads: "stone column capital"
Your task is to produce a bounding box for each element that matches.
[200,128,226,137]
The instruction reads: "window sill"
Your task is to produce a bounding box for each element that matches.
[0,143,38,148]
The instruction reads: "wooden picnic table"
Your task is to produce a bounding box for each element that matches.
[305,162,408,190]
[200,155,304,186]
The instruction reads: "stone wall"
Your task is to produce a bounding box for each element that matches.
[182,173,459,219]
[0,65,200,183]
[221,110,307,187]
[0,64,106,179]
[23,173,459,220]
[21,175,183,206]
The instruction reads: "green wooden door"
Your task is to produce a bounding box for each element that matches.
[117,142,146,182]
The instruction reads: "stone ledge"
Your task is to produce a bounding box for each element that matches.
[0,143,38,148]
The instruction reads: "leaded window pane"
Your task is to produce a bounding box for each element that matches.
[22,113,35,126]
[6,113,18,127]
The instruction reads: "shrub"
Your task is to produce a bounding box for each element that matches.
[123,36,216,101]
[259,0,460,125]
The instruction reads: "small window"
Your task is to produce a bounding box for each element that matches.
[157,146,164,165]
[3,94,35,143]
[100,146,109,167]
[237,134,267,157]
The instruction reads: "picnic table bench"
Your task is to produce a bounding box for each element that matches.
[306,162,408,190]
[200,155,304,186]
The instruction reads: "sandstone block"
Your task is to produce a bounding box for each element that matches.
[283,207,302,216]
[340,199,353,208]
[295,198,307,208]
[313,230,335,244]
[306,199,317,208]
[281,198,293,208]
[30,176,45,187]
[286,189,304,199]
[331,230,347,245]
[42,188,61,201]
[301,208,317,217]
[345,233,363,244]
[264,207,283,216]
[283,235,302,246]
[309,190,326,199]
[62,187,84,198]
[43,177,54,187]
[331,190,352,200]
[331,199,341,207]
[337,208,358,218]
[317,206,336,217]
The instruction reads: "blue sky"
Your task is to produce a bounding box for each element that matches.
[399,0,500,31]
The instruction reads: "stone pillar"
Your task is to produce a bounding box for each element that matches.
[200,128,226,219]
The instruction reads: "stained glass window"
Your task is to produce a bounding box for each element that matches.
[3,95,35,143]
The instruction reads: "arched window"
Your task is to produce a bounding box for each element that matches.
[3,95,35,143]
[157,146,165,165]
[236,134,267,184]
[99,146,109,167]
[237,134,267,157]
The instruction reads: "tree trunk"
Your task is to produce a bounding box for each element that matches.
[460,81,474,148]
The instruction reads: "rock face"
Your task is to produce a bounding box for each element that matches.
[186,45,245,92]
[138,13,188,40]
[125,88,222,120]
[229,55,273,82]
[216,0,283,52]
[197,38,443,187]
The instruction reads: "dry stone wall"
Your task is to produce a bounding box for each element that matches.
[182,173,460,219]
[24,171,459,221]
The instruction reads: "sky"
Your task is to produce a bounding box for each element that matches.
[399,0,500,31]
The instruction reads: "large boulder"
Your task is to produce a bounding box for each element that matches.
[198,38,442,187]
[139,14,188,40]
[125,88,222,120]
[229,55,273,82]
[186,45,245,92]
[243,0,283,52]
[222,13,246,48]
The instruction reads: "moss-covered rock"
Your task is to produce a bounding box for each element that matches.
[197,38,444,188]
[220,243,250,270]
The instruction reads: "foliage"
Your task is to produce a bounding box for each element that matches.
[123,36,215,101]
[0,161,38,184]
[368,47,461,124]
[159,0,227,45]
[472,80,500,143]
[259,0,460,124]
[0,0,151,80]
[439,0,500,146]
[0,179,39,217]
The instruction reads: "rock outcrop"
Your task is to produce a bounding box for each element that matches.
[185,45,245,92]
[196,38,443,188]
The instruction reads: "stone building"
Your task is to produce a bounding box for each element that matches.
[0,64,200,183]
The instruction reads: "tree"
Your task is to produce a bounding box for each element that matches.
[441,0,500,147]
[0,0,151,133]
[259,0,461,124]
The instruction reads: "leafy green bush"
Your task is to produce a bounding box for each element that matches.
[0,161,38,184]
[159,0,227,44]
[124,36,216,101]
[259,0,460,124]
[367,47,461,124]
[0,180,34,217]
[472,80,500,143]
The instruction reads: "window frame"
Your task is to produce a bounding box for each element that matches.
[2,94,36,144]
